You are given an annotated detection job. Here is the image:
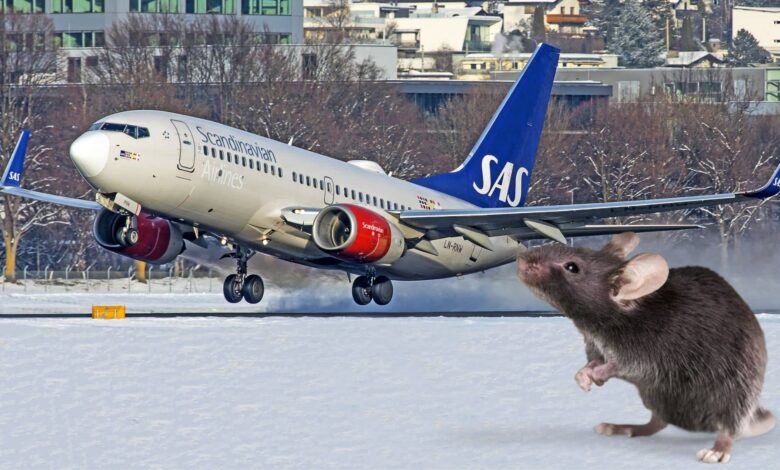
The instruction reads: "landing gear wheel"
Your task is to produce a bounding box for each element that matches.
[126,228,139,245]
[352,276,373,305]
[242,275,264,304]
[371,276,393,306]
[223,274,243,303]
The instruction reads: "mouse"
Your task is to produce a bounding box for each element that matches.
[516,232,774,463]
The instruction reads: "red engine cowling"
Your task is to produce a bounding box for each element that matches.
[312,204,405,264]
[93,209,184,264]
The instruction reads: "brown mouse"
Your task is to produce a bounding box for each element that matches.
[516,233,774,463]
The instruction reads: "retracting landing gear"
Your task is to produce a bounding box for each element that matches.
[222,246,264,304]
[351,271,393,306]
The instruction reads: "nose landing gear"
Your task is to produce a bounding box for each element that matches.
[221,246,264,304]
[351,272,393,306]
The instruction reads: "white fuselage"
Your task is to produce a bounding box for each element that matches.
[70,110,523,280]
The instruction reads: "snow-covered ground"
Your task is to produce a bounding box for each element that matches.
[0,315,777,469]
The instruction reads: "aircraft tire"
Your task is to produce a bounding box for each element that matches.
[223,274,243,303]
[242,275,264,304]
[352,276,372,305]
[371,276,393,305]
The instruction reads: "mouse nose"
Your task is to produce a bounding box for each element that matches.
[69,132,109,178]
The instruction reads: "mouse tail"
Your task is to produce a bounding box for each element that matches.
[738,406,775,439]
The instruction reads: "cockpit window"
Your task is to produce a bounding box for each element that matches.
[99,122,150,139]
[88,122,103,131]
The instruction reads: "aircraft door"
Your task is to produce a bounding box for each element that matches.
[171,119,195,173]
[323,176,335,205]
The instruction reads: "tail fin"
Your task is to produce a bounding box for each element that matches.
[1,128,30,188]
[413,43,559,208]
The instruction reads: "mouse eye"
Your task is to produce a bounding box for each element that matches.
[564,262,579,274]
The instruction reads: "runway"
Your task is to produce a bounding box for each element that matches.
[0,315,777,469]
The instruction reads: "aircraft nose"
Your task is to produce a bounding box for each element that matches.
[69,132,109,178]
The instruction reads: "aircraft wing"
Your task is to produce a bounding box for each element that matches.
[400,163,780,245]
[0,129,101,210]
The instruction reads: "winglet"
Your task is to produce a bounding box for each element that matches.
[743,163,780,199]
[1,129,30,188]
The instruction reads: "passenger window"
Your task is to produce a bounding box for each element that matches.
[393,203,398,210]
[242,157,247,167]
[278,168,283,178]
[319,180,324,191]
[380,199,384,209]
[336,185,340,195]
[293,172,297,183]
[265,163,269,173]
[359,193,364,203]
[351,190,356,199]
[223,151,228,162]
[249,160,254,170]
[234,155,239,165]
[203,146,208,156]
[212,148,218,159]
[327,182,332,192]
[271,166,276,176]
[137,127,150,138]
[373,196,377,206]
[306,176,310,186]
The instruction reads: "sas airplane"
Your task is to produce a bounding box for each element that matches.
[2,44,779,306]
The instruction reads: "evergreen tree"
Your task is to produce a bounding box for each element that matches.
[532,6,546,43]
[609,1,665,67]
[679,17,701,51]
[583,0,623,45]
[728,29,772,66]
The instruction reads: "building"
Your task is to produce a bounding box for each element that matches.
[303,0,503,53]
[502,0,586,35]
[10,0,303,46]
[732,6,780,60]
[493,66,780,105]
[458,52,618,79]
[664,51,725,68]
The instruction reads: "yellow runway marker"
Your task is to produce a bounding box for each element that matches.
[92,305,126,319]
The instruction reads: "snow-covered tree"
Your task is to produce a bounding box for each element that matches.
[728,29,772,66]
[582,0,623,45]
[609,1,665,68]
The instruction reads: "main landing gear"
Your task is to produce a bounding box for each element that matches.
[222,246,264,304]
[352,272,393,306]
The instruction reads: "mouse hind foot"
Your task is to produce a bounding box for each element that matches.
[594,414,667,438]
[738,406,775,439]
[696,432,733,464]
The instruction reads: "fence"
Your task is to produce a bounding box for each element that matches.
[0,266,225,294]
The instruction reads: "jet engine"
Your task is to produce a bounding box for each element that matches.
[312,204,405,264]
[93,209,184,264]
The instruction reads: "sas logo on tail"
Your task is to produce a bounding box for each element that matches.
[472,155,529,207]
[8,171,20,182]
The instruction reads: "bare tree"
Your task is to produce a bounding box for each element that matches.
[0,11,68,281]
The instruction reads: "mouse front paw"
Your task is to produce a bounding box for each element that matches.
[575,367,594,392]
[696,448,731,464]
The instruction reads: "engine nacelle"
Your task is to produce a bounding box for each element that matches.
[312,204,405,265]
[93,209,184,264]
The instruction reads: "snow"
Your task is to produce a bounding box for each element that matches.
[0,315,777,468]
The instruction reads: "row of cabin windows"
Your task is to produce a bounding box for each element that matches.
[290,171,410,212]
[203,145,283,178]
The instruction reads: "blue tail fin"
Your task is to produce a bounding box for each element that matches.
[413,43,559,208]
[1,129,30,188]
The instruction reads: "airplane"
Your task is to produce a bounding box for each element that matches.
[2,43,779,306]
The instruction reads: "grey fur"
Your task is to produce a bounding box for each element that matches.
[516,237,772,450]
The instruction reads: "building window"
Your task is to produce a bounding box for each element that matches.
[129,0,178,12]
[56,31,105,48]
[67,57,81,83]
[52,0,104,13]
[2,0,45,13]
[257,33,291,44]
[185,0,234,14]
[302,53,317,80]
[242,0,289,15]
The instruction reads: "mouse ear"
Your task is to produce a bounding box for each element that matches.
[602,232,640,259]
[611,252,669,303]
